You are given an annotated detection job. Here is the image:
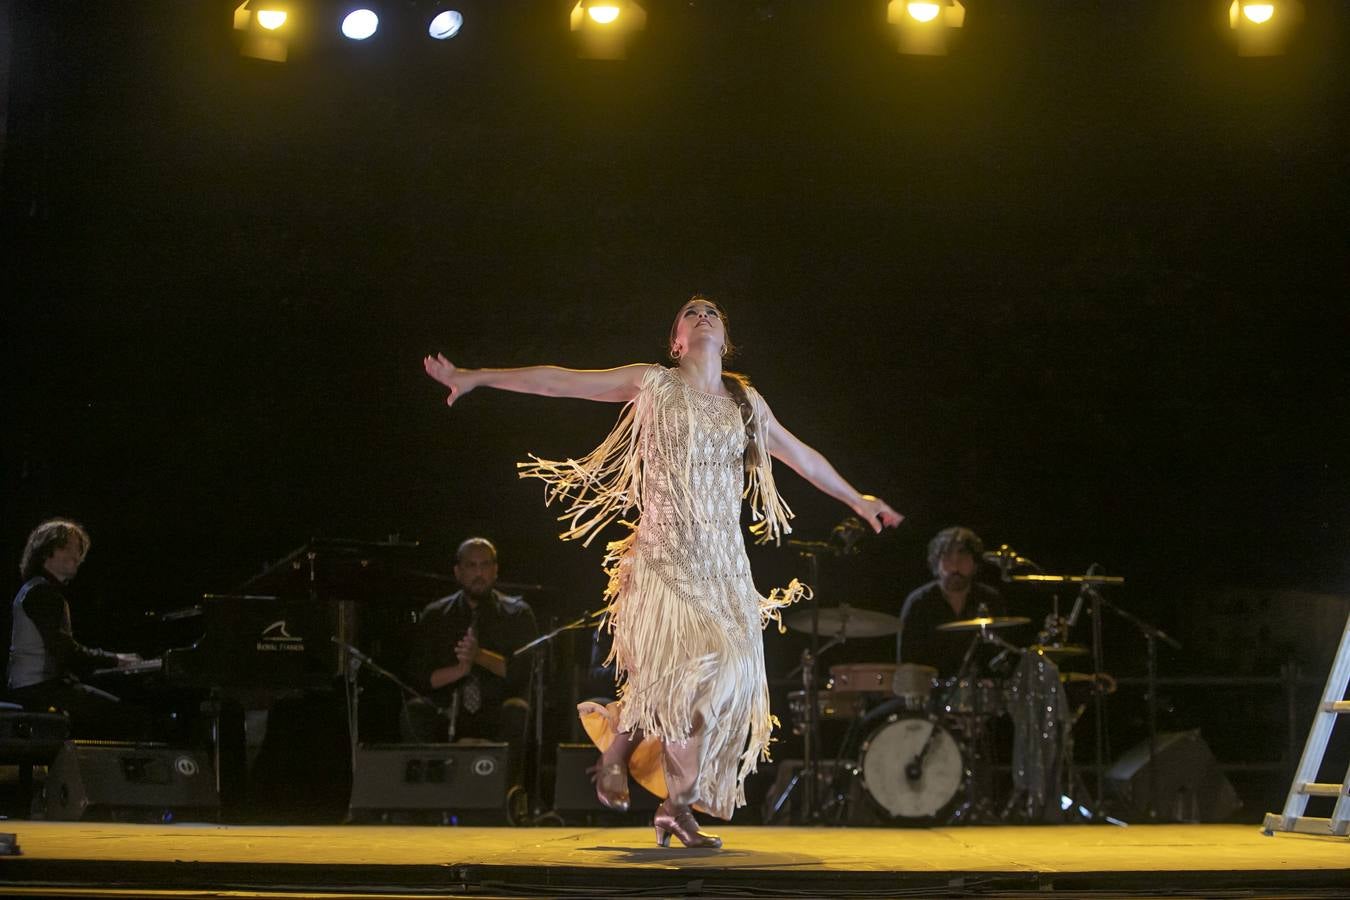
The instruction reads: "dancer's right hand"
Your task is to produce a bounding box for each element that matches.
[423,353,474,407]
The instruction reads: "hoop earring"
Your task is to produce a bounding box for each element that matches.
[720,345,728,358]
[670,345,683,360]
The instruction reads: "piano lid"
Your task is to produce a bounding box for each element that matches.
[235,537,451,602]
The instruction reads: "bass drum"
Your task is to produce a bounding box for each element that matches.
[860,714,965,821]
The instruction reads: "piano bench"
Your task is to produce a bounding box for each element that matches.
[0,705,71,819]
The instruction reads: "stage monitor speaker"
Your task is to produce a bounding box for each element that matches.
[348,743,508,813]
[553,742,659,812]
[45,740,218,822]
[1105,729,1242,823]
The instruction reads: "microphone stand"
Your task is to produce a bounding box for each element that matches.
[512,608,602,826]
[1089,592,1181,821]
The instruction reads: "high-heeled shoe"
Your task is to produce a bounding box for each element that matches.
[593,760,631,812]
[653,800,722,849]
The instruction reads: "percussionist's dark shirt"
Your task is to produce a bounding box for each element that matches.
[410,589,537,718]
[896,581,1005,678]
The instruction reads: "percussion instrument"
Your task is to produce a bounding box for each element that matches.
[784,605,902,638]
[786,689,866,734]
[935,615,1031,632]
[860,714,966,820]
[828,663,898,695]
[892,663,937,711]
[931,676,1005,718]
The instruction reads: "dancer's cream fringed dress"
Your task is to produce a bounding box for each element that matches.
[518,365,808,819]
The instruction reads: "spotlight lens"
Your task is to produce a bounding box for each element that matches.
[341,9,379,40]
[1242,3,1275,24]
[906,2,941,23]
[256,10,287,30]
[588,5,621,25]
[429,10,463,39]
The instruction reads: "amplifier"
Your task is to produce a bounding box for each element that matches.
[348,743,509,813]
[45,741,218,822]
[0,708,69,762]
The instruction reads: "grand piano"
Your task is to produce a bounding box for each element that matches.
[111,538,454,818]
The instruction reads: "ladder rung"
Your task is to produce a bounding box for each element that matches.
[1325,700,1350,713]
[1296,781,1348,797]
[1263,813,1346,837]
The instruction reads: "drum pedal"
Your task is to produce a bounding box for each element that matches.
[1262,611,1350,838]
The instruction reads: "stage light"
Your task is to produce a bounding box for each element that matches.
[1240,3,1275,24]
[570,1,647,60]
[341,8,380,41]
[905,3,941,24]
[588,5,621,25]
[428,10,463,40]
[1226,0,1303,56]
[887,0,965,56]
[233,1,292,63]
[256,9,288,30]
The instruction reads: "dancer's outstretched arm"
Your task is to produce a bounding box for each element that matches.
[423,354,654,406]
[763,402,903,533]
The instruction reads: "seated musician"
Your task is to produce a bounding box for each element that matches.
[7,519,149,738]
[402,537,537,783]
[896,526,1006,678]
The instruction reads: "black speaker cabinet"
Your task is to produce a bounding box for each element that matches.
[552,742,659,811]
[45,741,218,822]
[1105,729,1242,823]
[348,743,509,813]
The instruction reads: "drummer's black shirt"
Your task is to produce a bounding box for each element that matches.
[896,581,1006,678]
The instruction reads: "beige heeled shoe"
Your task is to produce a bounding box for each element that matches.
[653,800,722,849]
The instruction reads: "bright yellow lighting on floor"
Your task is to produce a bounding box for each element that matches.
[906,2,941,23]
[588,5,621,25]
[1242,3,1275,23]
[255,9,287,30]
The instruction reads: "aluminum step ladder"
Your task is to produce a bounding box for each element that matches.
[1262,611,1350,837]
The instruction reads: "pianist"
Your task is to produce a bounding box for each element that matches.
[7,518,148,738]
[402,537,537,778]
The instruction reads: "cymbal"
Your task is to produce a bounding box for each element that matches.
[935,615,1031,633]
[1028,642,1089,658]
[784,605,901,638]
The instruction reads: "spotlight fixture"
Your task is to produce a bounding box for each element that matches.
[886,0,965,56]
[233,1,293,63]
[428,9,464,40]
[569,0,647,60]
[341,7,380,41]
[1226,0,1304,56]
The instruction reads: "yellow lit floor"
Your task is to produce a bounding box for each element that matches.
[5,822,1346,873]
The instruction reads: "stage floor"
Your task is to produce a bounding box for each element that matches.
[1,821,1346,898]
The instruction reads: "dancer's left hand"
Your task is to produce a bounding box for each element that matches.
[854,494,903,532]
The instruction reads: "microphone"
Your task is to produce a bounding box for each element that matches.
[831,517,867,555]
[982,544,1033,567]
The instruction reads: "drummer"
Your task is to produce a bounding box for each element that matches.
[896,526,1008,678]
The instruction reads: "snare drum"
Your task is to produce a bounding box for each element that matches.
[860,714,966,820]
[931,677,1005,718]
[828,663,898,695]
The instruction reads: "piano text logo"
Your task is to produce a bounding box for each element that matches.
[257,619,305,652]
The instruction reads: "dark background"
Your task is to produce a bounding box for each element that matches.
[2,1,1348,816]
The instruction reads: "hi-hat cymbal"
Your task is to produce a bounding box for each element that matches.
[1028,642,1089,658]
[784,605,901,638]
[935,615,1031,633]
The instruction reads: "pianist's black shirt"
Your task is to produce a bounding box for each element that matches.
[8,573,119,690]
[409,589,537,734]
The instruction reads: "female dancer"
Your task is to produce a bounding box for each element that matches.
[423,296,902,847]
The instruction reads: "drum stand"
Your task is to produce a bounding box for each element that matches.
[947,623,1022,824]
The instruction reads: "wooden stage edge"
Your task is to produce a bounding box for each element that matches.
[0,822,1346,898]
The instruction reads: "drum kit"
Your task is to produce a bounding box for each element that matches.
[769,553,1147,827]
